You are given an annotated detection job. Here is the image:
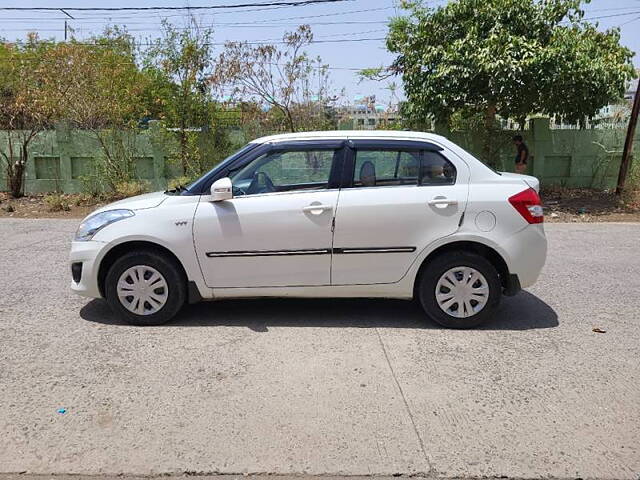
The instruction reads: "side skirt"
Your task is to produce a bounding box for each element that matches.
[211,282,414,300]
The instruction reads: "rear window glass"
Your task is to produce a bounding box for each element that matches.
[353,149,456,187]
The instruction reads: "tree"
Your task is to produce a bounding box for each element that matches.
[144,19,216,175]
[0,35,62,197]
[212,25,337,133]
[46,29,146,130]
[41,29,153,189]
[383,0,635,167]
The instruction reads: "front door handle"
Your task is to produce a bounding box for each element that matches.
[428,196,458,208]
[302,204,333,215]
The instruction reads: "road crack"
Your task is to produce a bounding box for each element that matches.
[375,328,434,475]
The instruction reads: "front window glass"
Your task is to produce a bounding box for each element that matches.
[229,149,338,196]
[185,142,259,194]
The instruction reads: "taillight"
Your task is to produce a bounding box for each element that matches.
[508,188,544,224]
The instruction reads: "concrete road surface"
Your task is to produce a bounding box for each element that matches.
[0,219,638,479]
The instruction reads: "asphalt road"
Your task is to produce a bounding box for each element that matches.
[0,219,639,479]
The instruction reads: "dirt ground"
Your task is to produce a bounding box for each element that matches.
[1,188,639,222]
[0,192,108,219]
[541,186,640,222]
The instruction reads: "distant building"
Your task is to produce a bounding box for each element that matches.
[336,95,400,130]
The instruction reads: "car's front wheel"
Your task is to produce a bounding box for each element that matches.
[104,250,186,326]
[417,251,501,328]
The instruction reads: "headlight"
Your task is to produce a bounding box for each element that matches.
[74,209,134,241]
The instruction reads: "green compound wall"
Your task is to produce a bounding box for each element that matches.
[0,118,634,194]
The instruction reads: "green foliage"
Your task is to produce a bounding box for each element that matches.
[92,128,141,190]
[213,26,339,133]
[42,31,150,129]
[143,20,213,124]
[622,157,640,207]
[151,118,236,181]
[167,175,194,190]
[77,173,103,198]
[44,193,71,212]
[0,35,64,197]
[386,0,636,164]
[113,180,149,199]
[0,22,337,195]
[143,20,218,174]
[73,193,98,207]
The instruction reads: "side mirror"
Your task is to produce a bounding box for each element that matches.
[210,177,233,202]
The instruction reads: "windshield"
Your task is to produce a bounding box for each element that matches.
[184,142,259,193]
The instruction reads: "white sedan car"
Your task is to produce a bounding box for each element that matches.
[70,131,547,328]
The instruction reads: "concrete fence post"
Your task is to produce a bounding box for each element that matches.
[148,121,166,190]
[55,122,74,193]
[23,132,37,193]
[530,117,551,181]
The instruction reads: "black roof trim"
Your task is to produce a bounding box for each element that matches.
[346,139,443,151]
[266,139,347,150]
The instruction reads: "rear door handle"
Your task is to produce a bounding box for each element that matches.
[428,196,458,208]
[302,204,333,214]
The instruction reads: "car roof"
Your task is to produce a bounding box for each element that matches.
[250,130,500,182]
[252,130,448,145]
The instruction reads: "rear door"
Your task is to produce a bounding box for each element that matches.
[331,139,470,285]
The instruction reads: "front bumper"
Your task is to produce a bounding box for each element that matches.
[69,240,107,299]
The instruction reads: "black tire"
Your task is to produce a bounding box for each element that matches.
[417,251,501,329]
[104,250,186,326]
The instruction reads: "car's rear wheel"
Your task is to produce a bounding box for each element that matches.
[104,250,186,326]
[417,251,501,328]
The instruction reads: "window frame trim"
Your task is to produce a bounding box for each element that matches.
[230,140,348,197]
[194,140,347,195]
[340,139,455,189]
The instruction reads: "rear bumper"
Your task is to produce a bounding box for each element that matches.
[69,240,106,299]
[502,224,547,289]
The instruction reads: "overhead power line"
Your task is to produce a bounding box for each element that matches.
[0,0,355,12]
[0,5,393,22]
[582,10,640,21]
[0,19,388,27]
[229,5,392,23]
[618,15,640,27]
[0,26,387,39]
[0,36,386,51]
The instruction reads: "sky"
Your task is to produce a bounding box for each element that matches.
[1,0,640,106]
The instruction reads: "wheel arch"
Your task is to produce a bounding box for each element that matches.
[412,240,512,298]
[97,240,189,299]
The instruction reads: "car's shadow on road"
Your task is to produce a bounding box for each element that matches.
[80,290,558,331]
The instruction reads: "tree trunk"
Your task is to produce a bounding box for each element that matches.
[284,107,296,133]
[482,104,498,168]
[617,75,640,195]
[8,147,27,198]
[179,130,188,176]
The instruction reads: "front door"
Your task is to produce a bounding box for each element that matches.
[331,141,469,285]
[193,145,342,288]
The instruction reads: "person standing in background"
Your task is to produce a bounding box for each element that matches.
[513,135,529,173]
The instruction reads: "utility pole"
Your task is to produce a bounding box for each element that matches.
[617,78,640,195]
[60,9,74,41]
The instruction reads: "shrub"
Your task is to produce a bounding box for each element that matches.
[112,180,149,199]
[167,176,193,191]
[622,160,640,210]
[44,193,71,212]
[74,193,99,207]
